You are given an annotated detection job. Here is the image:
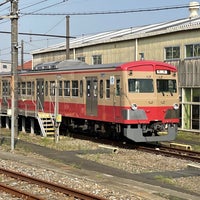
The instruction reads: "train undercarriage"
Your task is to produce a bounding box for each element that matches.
[0,113,177,143]
[60,117,177,142]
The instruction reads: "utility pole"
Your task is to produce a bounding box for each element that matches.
[10,0,19,151]
[66,16,70,60]
[21,40,24,70]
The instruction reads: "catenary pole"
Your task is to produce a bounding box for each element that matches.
[66,16,70,59]
[10,0,19,151]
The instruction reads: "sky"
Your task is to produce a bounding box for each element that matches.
[0,0,195,62]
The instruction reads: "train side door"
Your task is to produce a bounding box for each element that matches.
[113,75,122,122]
[36,79,44,111]
[86,77,98,116]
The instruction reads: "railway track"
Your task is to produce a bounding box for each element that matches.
[137,145,200,163]
[0,167,107,200]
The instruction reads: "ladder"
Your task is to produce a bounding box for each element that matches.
[37,112,55,137]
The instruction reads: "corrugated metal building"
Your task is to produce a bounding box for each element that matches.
[32,3,200,133]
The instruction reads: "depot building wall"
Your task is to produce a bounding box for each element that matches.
[32,29,200,67]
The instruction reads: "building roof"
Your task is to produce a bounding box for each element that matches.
[18,60,32,70]
[32,16,200,55]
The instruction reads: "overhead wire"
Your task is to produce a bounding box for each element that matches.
[45,16,65,34]
[21,4,190,16]
[20,0,49,11]
[21,0,68,15]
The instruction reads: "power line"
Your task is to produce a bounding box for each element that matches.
[20,0,48,11]
[45,16,65,34]
[21,0,68,15]
[0,30,75,38]
[21,4,190,16]
[0,0,9,7]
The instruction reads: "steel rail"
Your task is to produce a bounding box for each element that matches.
[137,146,200,163]
[0,182,45,200]
[0,167,107,200]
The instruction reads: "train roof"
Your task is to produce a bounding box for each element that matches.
[33,59,123,72]
[33,60,176,71]
[0,60,176,76]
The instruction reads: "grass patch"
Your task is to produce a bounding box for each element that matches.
[176,131,200,151]
[177,131,200,141]
[155,193,188,200]
[154,175,174,185]
[0,128,98,152]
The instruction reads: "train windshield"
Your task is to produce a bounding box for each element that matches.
[128,79,154,93]
[157,79,177,93]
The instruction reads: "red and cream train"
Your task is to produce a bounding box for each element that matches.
[0,60,179,142]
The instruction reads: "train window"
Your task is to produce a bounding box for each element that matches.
[116,79,120,96]
[2,80,10,96]
[45,81,48,96]
[87,80,91,97]
[27,82,32,95]
[64,80,70,96]
[106,79,110,98]
[22,82,26,95]
[100,80,103,98]
[72,80,78,97]
[93,80,98,97]
[128,79,154,93]
[157,79,177,93]
[59,81,63,96]
[50,81,55,96]
[32,81,35,96]
[80,80,83,97]
[18,82,21,95]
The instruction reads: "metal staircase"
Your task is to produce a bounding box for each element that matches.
[37,112,55,137]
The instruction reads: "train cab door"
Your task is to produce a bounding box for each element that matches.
[86,77,98,116]
[36,79,44,111]
[113,75,122,122]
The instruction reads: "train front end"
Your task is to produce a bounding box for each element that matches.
[121,61,179,142]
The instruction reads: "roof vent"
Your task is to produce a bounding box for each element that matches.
[189,1,200,18]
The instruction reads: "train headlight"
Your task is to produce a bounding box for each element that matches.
[131,103,137,111]
[173,103,179,110]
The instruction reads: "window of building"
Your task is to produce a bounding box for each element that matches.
[3,64,7,69]
[77,56,85,62]
[165,46,180,60]
[72,80,78,97]
[92,55,102,64]
[64,80,70,96]
[182,88,200,131]
[106,79,110,98]
[186,44,200,58]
